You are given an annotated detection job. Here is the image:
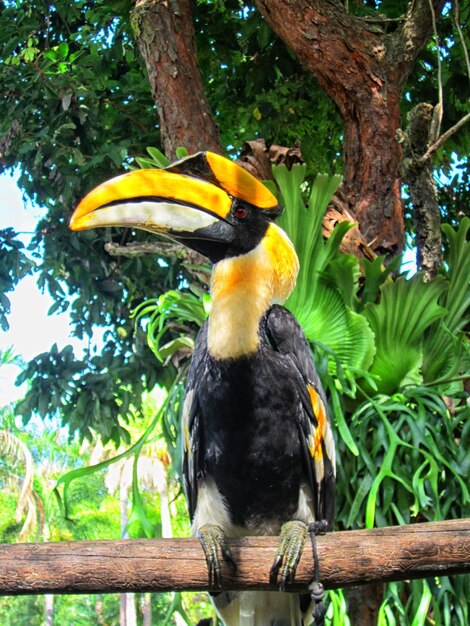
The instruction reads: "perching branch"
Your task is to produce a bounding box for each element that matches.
[0,519,468,596]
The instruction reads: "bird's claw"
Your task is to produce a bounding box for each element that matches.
[197,524,235,587]
[270,520,308,591]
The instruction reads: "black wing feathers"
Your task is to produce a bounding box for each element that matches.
[265,305,336,529]
[182,322,208,522]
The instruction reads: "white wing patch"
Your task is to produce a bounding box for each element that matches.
[181,389,194,454]
[192,476,232,535]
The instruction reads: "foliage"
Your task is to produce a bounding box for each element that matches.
[131,286,211,363]
[363,275,447,393]
[0,0,159,210]
[0,0,179,442]
[0,354,208,625]
[195,2,343,169]
[422,217,470,384]
[277,175,469,625]
[337,387,469,530]
[275,164,376,374]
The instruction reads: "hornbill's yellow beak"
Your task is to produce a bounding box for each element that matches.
[70,152,281,262]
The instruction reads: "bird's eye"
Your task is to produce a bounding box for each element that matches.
[233,205,249,220]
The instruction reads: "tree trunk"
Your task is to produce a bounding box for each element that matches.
[255,0,445,257]
[141,593,152,626]
[45,593,54,626]
[347,582,384,626]
[96,596,105,626]
[120,479,138,626]
[131,0,222,159]
[400,103,443,279]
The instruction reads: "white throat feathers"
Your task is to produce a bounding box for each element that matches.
[207,223,299,360]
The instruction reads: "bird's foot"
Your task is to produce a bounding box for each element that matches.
[270,520,308,591]
[197,524,236,588]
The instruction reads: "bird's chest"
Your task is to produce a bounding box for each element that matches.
[195,351,303,525]
[199,351,299,451]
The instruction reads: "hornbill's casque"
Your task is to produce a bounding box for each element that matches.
[70,152,336,626]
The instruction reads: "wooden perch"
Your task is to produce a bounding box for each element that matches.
[0,519,468,596]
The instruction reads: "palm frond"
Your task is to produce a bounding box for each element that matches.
[363,275,448,394]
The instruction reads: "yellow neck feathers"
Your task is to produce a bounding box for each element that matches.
[207,223,299,360]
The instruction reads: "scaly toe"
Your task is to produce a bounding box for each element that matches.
[271,520,308,591]
[197,524,235,587]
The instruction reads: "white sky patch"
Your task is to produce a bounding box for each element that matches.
[0,169,45,232]
[0,170,98,405]
[401,245,417,276]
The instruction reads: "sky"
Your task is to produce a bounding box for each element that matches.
[0,170,86,404]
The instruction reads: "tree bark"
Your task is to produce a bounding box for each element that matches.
[131,0,222,159]
[254,0,446,257]
[141,593,152,626]
[0,519,468,595]
[347,582,384,626]
[119,477,137,626]
[45,593,54,625]
[96,596,105,626]
[400,103,443,279]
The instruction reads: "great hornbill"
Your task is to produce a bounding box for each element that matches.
[70,152,336,626]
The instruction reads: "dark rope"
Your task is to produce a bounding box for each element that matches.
[308,520,328,626]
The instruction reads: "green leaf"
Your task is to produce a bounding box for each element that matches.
[146,146,170,168]
[360,255,402,309]
[346,474,373,526]
[128,455,155,538]
[175,146,189,159]
[135,156,159,169]
[57,42,69,59]
[422,218,470,383]
[158,336,195,361]
[323,254,361,308]
[331,383,359,456]
[411,580,432,626]
[363,274,448,394]
[132,289,208,361]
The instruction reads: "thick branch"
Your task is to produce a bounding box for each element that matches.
[104,241,207,266]
[131,0,221,158]
[400,103,443,278]
[0,520,468,596]
[255,0,406,254]
[254,0,446,256]
[394,0,447,79]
